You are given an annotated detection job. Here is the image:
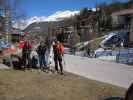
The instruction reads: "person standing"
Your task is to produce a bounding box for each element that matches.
[30,50,38,69]
[37,41,47,71]
[87,48,90,57]
[22,40,32,70]
[53,41,64,75]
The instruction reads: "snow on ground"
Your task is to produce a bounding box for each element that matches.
[100,32,116,48]
[74,35,106,50]
[0,64,10,69]
[98,56,116,62]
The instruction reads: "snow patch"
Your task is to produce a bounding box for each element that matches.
[13,10,79,30]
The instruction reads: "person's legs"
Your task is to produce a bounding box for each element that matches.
[25,53,29,68]
[32,57,37,68]
[31,58,34,68]
[45,50,49,69]
[34,57,38,68]
[39,55,43,70]
[59,61,63,74]
[22,53,26,70]
[27,53,31,69]
[54,56,58,72]
[42,55,47,69]
[58,56,63,74]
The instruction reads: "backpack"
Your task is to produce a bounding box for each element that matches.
[56,43,64,55]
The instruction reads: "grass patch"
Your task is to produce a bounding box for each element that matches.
[0,70,126,100]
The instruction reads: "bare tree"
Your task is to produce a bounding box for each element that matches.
[0,0,26,42]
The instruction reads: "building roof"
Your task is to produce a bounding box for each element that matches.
[112,9,133,16]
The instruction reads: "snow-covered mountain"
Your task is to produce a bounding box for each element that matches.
[45,10,79,21]
[13,8,97,30]
[26,16,47,24]
[13,10,79,30]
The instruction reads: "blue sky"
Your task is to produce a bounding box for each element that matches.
[21,0,128,17]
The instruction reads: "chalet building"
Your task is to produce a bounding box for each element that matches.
[79,19,99,42]
[11,28,24,42]
[63,26,75,45]
[54,26,75,46]
[111,9,133,47]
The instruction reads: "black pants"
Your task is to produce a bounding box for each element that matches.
[31,57,38,69]
[54,55,63,73]
[22,53,31,68]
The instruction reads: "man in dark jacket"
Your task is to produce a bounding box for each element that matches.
[37,41,47,70]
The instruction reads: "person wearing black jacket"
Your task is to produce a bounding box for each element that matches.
[37,41,47,70]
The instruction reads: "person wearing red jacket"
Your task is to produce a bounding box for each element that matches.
[19,40,25,49]
[53,41,64,75]
[22,40,32,69]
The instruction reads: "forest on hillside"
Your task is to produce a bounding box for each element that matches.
[59,0,133,47]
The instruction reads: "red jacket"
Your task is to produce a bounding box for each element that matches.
[19,40,24,49]
[57,43,64,55]
[19,40,32,49]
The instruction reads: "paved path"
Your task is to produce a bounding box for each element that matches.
[64,54,133,88]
